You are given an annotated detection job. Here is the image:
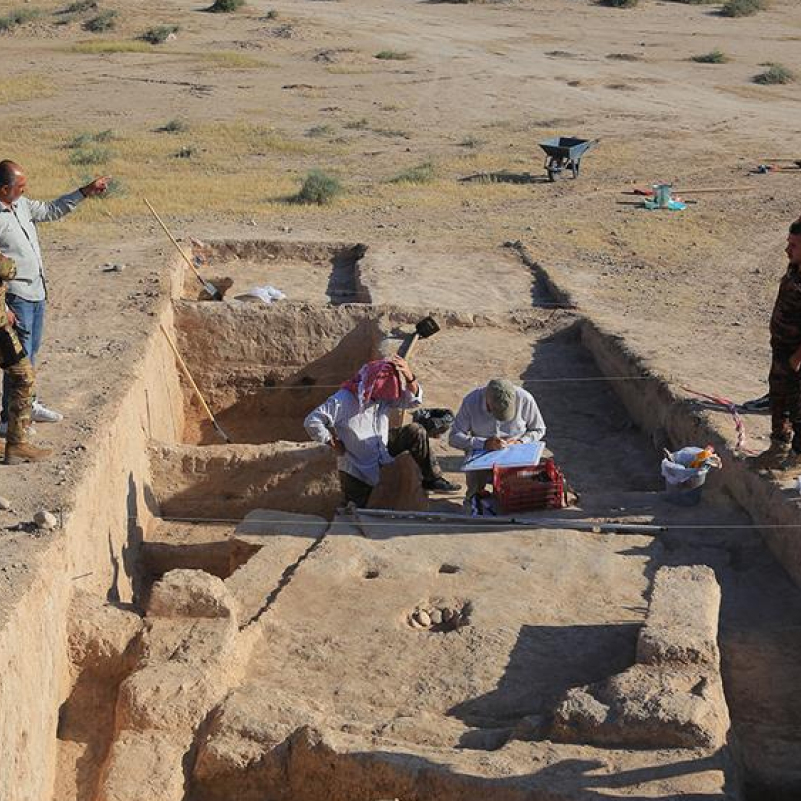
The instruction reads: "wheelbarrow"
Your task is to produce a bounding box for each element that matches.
[539,136,598,182]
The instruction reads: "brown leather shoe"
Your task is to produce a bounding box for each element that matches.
[4,441,52,465]
[780,450,801,474]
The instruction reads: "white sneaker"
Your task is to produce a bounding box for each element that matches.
[32,401,63,423]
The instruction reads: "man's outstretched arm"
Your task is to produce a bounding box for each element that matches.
[25,176,110,222]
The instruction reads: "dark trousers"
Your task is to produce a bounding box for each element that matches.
[770,348,801,451]
[339,422,442,506]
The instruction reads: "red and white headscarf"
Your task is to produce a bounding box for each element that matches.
[342,360,402,410]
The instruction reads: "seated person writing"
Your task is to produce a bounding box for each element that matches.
[449,378,546,499]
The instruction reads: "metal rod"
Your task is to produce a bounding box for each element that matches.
[160,324,231,443]
[357,507,667,535]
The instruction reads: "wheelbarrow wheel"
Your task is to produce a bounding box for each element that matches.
[547,166,561,182]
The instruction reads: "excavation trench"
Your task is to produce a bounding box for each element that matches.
[59,289,740,801]
[23,243,801,801]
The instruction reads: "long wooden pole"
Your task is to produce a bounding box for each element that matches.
[143,198,222,300]
[160,324,231,443]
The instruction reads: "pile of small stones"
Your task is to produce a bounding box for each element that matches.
[408,601,471,633]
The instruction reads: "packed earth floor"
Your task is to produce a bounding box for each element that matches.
[0,0,800,800]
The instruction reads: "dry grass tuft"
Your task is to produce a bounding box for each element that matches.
[197,51,270,69]
[70,40,154,54]
[389,162,436,184]
[0,74,55,105]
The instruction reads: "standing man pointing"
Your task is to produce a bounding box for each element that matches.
[0,161,109,435]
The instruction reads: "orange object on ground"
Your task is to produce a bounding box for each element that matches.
[689,446,715,469]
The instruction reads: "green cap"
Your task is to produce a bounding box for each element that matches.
[486,379,516,422]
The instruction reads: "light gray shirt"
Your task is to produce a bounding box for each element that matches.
[0,191,85,301]
[449,385,546,452]
[304,385,423,486]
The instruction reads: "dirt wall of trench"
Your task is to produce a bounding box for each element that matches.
[0,268,185,801]
[580,320,801,588]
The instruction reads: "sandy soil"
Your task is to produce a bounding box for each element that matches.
[1,0,800,797]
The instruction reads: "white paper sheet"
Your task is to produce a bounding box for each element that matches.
[462,441,545,472]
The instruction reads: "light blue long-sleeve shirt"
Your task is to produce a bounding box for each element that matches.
[304,385,423,486]
[0,191,85,301]
[449,385,546,452]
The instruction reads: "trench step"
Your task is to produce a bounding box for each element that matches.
[142,520,256,581]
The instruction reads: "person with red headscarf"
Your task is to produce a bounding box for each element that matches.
[304,355,460,506]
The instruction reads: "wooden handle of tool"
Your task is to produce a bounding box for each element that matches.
[160,324,229,442]
[674,186,757,194]
[144,198,204,281]
[397,338,420,428]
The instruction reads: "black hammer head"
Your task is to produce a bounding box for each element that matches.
[415,316,440,339]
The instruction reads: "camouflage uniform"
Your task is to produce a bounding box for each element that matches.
[0,255,34,446]
[769,264,801,450]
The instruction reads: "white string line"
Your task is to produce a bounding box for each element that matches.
[146,516,801,531]
[204,375,671,390]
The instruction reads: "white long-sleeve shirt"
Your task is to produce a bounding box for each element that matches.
[0,191,85,301]
[304,385,423,486]
[449,385,546,452]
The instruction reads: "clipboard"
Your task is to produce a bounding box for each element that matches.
[462,441,545,472]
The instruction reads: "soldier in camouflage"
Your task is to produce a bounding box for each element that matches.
[0,253,51,464]
[753,218,801,471]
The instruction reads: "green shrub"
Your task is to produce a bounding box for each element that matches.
[70,147,112,165]
[719,0,766,16]
[103,176,125,197]
[306,124,335,138]
[83,9,117,31]
[158,119,188,133]
[0,7,42,30]
[81,173,125,197]
[141,25,179,44]
[389,162,435,184]
[294,170,342,204]
[68,129,115,149]
[344,118,369,130]
[62,0,97,12]
[263,9,278,18]
[206,0,245,12]
[692,49,728,63]
[753,63,795,84]
[375,50,411,60]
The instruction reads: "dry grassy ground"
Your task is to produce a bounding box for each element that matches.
[0,0,799,520]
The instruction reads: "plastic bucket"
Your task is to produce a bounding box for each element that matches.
[661,447,710,506]
[664,474,706,506]
[653,183,672,208]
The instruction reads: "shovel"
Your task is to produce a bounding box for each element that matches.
[397,316,440,359]
[143,198,223,301]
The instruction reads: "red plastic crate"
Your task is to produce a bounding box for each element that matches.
[493,458,565,513]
